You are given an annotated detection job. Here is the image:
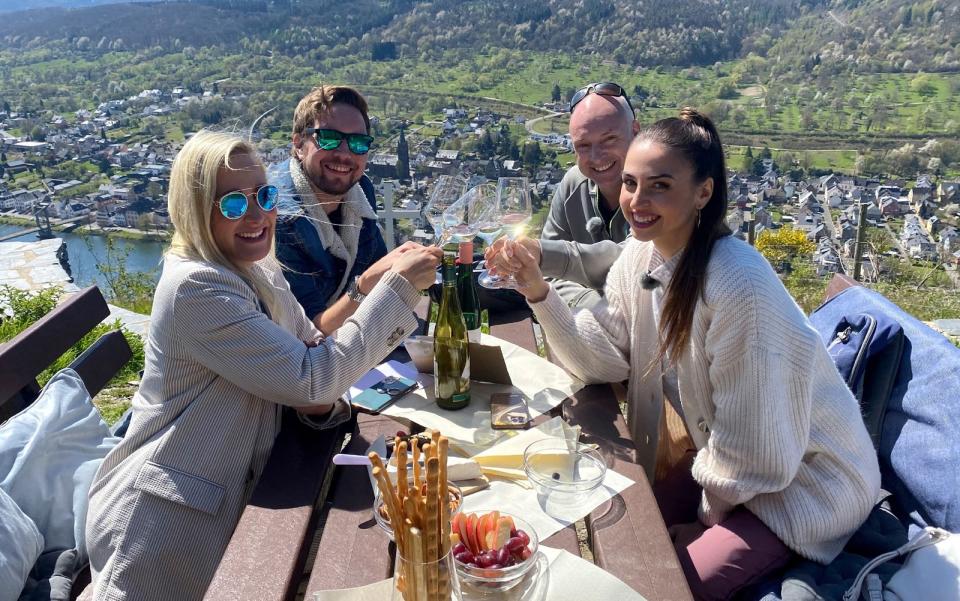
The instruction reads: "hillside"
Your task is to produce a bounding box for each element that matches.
[0,0,823,67]
[765,0,960,77]
[1,0,955,73]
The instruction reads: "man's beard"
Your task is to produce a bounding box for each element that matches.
[304,161,361,196]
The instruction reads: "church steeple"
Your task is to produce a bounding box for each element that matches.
[396,126,410,182]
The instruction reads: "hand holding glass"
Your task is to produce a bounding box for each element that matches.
[479,177,532,289]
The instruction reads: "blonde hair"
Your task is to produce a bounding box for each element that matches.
[167,130,283,323]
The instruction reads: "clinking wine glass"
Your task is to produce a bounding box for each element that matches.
[478,177,532,289]
[424,175,468,246]
[439,182,498,247]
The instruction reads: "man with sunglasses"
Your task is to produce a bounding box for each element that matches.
[536,82,640,308]
[270,85,440,335]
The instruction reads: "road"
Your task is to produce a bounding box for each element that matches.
[525,111,565,135]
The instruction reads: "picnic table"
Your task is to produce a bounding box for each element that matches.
[206,300,692,601]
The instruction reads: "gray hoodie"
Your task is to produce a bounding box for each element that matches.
[540,165,630,308]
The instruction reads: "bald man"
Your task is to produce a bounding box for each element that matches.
[538,83,640,308]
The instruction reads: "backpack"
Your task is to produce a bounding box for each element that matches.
[809,285,960,533]
[810,307,905,451]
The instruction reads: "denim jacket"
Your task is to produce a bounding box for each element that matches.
[268,159,387,320]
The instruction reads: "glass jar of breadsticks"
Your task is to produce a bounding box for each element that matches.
[370,432,463,601]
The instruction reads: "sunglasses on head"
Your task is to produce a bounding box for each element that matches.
[218,185,279,220]
[569,82,635,117]
[304,127,374,155]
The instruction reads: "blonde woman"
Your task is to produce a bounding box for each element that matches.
[85,131,440,600]
[487,110,880,600]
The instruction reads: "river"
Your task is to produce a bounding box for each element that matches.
[0,224,166,290]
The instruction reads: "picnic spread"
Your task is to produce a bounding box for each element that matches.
[298,309,686,601]
[288,309,693,601]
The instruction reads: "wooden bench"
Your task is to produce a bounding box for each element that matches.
[0,285,133,600]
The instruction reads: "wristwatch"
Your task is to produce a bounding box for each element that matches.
[346,275,367,304]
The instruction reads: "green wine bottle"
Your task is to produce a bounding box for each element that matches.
[456,241,481,342]
[434,252,471,410]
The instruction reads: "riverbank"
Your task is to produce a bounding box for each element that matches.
[0,214,171,242]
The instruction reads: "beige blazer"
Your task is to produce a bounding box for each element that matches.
[85,254,420,601]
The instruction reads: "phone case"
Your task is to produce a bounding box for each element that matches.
[352,376,418,414]
[490,392,531,430]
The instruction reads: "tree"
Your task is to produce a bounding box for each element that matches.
[522,142,542,174]
[741,147,754,173]
[551,83,561,103]
[717,81,737,99]
[756,227,815,270]
[478,131,495,158]
[910,73,937,99]
[137,213,154,232]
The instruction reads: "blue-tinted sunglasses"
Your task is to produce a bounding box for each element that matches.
[218,185,279,220]
[305,127,374,155]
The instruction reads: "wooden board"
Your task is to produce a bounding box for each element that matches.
[205,410,349,601]
[564,386,693,600]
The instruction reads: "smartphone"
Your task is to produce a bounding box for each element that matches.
[352,375,418,414]
[490,392,531,430]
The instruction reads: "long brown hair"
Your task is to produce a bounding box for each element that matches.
[638,108,731,363]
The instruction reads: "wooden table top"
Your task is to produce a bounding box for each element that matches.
[303,309,692,600]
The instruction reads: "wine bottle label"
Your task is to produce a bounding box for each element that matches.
[467,328,481,343]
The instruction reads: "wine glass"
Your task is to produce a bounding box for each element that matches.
[440,182,498,246]
[479,177,532,289]
[423,175,467,246]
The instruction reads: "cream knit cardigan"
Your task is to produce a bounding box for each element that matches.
[531,235,881,563]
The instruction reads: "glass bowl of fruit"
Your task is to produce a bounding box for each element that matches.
[450,510,539,592]
[374,478,463,541]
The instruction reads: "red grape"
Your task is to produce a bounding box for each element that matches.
[506,536,525,552]
[516,530,530,546]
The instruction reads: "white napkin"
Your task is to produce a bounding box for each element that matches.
[312,545,648,601]
[388,455,483,482]
[461,419,635,542]
[537,546,648,601]
[363,334,583,447]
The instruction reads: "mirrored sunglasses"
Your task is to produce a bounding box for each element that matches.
[218,185,279,220]
[569,82,635,116]
[305,127,374,155]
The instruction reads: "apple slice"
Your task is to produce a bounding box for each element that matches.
[481,511,500,550]
[452,512,466,544]
[494,517,512,549]
[465,513,480,555]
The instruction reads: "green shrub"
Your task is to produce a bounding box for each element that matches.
[0,285,145,389]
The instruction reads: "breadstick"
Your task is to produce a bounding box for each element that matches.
[397,440,409,501]
[438,437,451,553]
[425,456,440,600]
[409,526,427,601]
[412,441,422,491]
[372,466,404,550]
[403,496,419,529]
